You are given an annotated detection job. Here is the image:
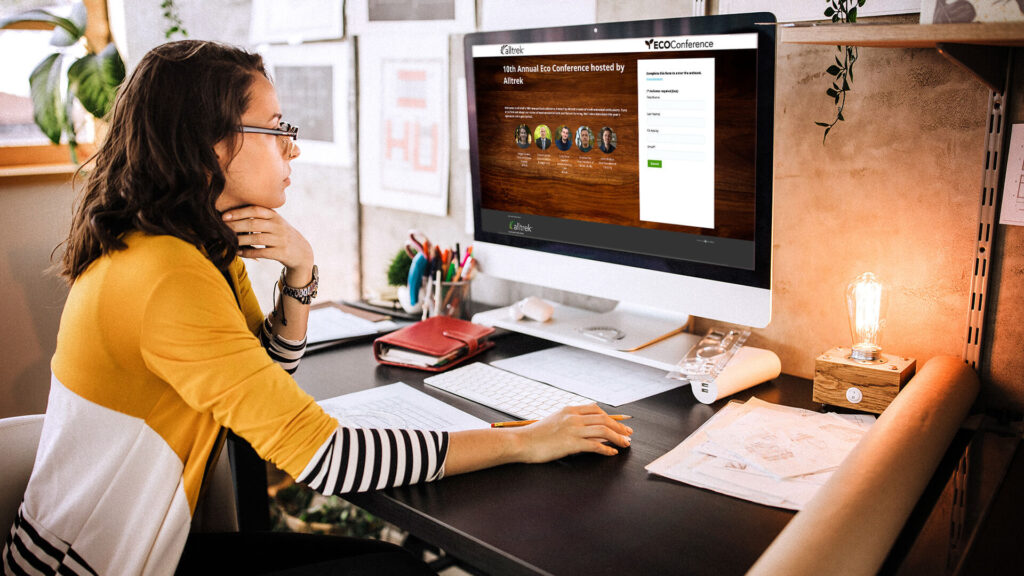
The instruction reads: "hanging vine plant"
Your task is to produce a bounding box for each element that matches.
[815,0,865,143]
[160,0,188,39]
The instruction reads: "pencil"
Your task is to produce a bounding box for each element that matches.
[491,415,632,428]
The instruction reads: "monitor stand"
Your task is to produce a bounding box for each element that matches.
[472,301,701,372]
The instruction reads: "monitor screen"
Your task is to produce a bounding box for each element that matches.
[464,13,775,328]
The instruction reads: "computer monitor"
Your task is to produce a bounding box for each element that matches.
[464,13,776,357]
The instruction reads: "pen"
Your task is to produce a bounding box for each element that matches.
[433,269,442,317]
[491,415,632,428]
[457,256,475,281]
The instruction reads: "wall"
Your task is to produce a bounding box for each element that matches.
[1,1,1021,418]
[0,176,74,418]
[360,5,1023,413]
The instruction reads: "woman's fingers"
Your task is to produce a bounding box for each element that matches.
[221,205,276,222]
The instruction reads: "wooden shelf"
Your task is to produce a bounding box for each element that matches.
[780,21,1024,49]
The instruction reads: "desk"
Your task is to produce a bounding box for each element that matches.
[247,332,1011,575]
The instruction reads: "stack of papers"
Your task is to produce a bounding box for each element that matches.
[318,382,489,431]
[646,397,875,510]
[491,346,686,406]
[306,306,399,351]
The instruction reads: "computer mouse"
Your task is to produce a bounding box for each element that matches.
[509,296,554,322]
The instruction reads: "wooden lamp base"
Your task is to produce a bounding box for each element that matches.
[813,347,916,414]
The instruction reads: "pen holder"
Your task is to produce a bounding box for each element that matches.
[427,280,471,320]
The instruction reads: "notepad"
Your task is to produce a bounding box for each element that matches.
[318,382,489,431]
[491,346,686,406]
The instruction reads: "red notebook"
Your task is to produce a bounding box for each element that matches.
[373,316,495,372]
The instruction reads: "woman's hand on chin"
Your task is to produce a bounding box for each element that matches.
[221,205,314,280]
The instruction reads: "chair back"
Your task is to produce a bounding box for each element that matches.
[0,414,45,534]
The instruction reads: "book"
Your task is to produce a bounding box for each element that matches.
[373,316,495,371]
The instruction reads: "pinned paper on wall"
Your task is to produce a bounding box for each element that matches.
[348,0,475,34]
[998,124,1024,227]
[261,42,353,166]
[358,34,449,215]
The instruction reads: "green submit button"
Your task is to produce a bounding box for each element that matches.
[647,159,662,168]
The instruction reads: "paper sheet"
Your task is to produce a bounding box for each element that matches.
[306,307,397,345]
[491,346,686,406]
[318,382,489,431]
[645,397,874,510]
[998,124,1024,226]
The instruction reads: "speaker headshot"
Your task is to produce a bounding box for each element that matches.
[576,126,593,153]
[599,126,616,153]
[515,124,532,148]
[555,125,572,151]
[534,125,552,150]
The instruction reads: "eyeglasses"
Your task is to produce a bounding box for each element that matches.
[238,121,299,157]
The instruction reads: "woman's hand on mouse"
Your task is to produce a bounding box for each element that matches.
[513,404,633,461]
[222,205,314,283]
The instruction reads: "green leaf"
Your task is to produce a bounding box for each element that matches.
[68,43,125,118]
[29,53,65,144]
[51,2,87,47]
[849,7,857,22]
[815,121,831,127]
[858,0,866,6]
[825,6,835,16]
[827,65,842,76]
[0,9,84,47]
[64,81,78,163]
[826,88,839,98]
[823,126,831,143]
[838,110,845,121]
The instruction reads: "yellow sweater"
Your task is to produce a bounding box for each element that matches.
[5,233,447,575]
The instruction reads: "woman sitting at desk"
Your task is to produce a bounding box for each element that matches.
[3,40,632,576]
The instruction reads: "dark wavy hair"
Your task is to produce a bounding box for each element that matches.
[58,40,267,282]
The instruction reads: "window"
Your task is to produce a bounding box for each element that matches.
[0,0,99,173]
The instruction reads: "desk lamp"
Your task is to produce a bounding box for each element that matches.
[813,272,915,414]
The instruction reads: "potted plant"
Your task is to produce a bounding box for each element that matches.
[0,0,125,163]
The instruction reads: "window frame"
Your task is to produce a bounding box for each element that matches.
[0,1,110,179]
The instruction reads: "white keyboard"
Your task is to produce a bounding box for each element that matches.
[424,362,595,420]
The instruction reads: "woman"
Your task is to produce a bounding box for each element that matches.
[3,41,631,575]
[599,127,616,153]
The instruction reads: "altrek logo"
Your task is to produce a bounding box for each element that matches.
[501,44,525,55]
[645,38,715,50]
[508,219,533,233]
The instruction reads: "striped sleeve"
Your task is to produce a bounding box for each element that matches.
[3,506,97,576]
[295,427,449,494]
[259,315,306,374]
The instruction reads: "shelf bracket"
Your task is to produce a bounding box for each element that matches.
[962,51,1013,372]
[936,43,1009,92]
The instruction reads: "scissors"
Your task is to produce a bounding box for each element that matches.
[404,229,430,259]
